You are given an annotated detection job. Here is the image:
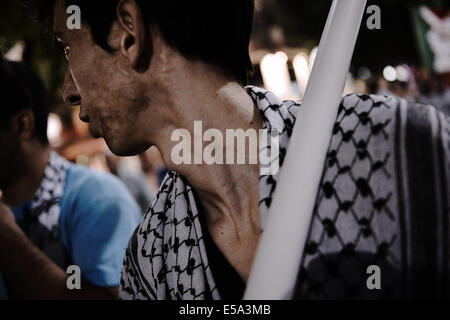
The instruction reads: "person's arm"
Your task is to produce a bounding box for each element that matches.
[0,201,118,300]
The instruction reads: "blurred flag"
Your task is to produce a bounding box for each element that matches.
[411,6,450,73]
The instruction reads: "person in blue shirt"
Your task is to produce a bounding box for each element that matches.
[0,56,141,299]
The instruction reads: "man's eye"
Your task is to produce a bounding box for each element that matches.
[63,46,71,60]
[55,40,71,61]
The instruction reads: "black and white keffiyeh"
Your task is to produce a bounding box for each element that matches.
[120,87,450,300]
[30,151,68,232]
[17,151,71,269]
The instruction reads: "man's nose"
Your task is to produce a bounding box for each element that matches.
[62,69,81,106]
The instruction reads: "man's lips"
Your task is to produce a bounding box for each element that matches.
[78,109,101,138]
[79,106,89,123]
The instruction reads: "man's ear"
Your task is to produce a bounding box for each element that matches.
[9,110,35,142]
[116,0,152,71]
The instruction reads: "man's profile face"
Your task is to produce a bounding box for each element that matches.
[52,0,153,156]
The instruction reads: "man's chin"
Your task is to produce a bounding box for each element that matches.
[89,126,102,139]
[106,139,151,157]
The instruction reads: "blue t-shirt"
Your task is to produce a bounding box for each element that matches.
[0,163,141,298]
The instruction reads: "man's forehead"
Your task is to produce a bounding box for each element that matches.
[52,0,67,33]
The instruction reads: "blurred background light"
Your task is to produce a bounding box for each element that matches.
[47,113,63,146]
[383,65,397,82]
[4,41,25,61]
[260,51,292,99]
[293,52,310,97]
[358,66,372,80]
[395,64,410,82]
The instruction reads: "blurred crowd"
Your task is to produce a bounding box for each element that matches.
[363,68,450,116]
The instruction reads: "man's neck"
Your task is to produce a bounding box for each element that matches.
[3,146,51,207]
[156,78,263,223]
[149,57,264,279]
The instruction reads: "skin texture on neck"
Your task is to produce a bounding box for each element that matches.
[147,51,264,281]
[2,144,51,207]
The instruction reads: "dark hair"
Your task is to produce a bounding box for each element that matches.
[27,0,255,85]
[0,55,49,145]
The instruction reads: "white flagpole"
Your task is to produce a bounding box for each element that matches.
[244,0,367,300]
